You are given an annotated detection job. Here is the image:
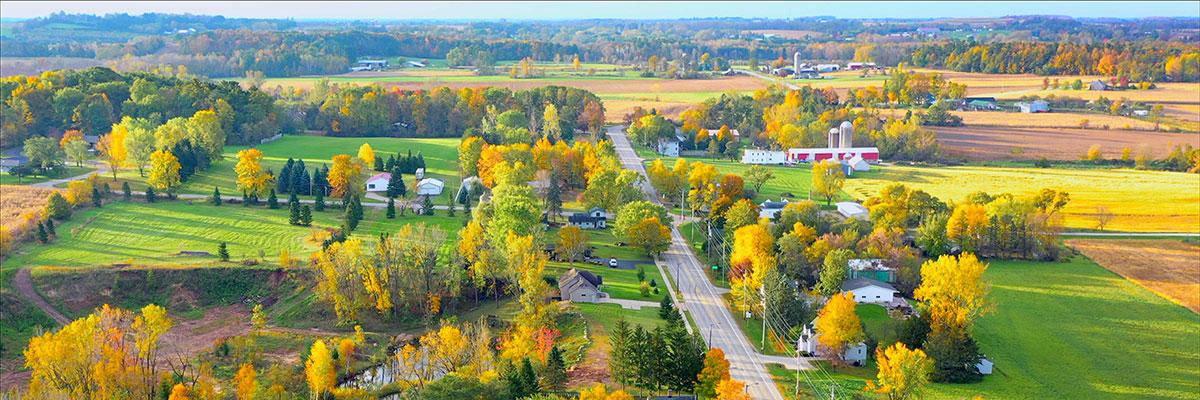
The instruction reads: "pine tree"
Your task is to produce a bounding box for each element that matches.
[608,319,633,387]
[386,197,396,219]
[91,187,102,207]
[36,222,48,243]
[314,190,325,211]
[300,205,313,226]
[267,189,279,209]
[386,168,406,198]
[122,182,132,200]
[44,218,55,236]
[542,346,567,391]
[218,242,230,261]
[660,294,680,321]
[545,175,563,220]
[345,195,363,231]
[211,187,222,206]
[385,154,396,171]
[289,193,301,225]
[374,155,385,172]
[278,158,294,193]
[421,195,434,216]
[145,186,157,203]
[293,159,310,195]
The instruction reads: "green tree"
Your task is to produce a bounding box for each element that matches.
[145,185,157,203]
[23,136,63,174]
[387,168,406,198]
[91,187,102,208]
[267,189,279,209]
[817,248,853,295]
[45,192,72,220]
[811,159,845,206]
[659,294,680,322]
[43,219,55,237]
[542,347,567,391]
[744,165,775,193]
[314,190,325,211]
[289,192,301,225]
[36,221,49,243]
[122,182,132,200]
[300,205,313,226]
[211,187,223,206]
[386,197,396,219]
[218,242,230,261]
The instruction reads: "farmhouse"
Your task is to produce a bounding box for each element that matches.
[841,278,897,304]
[568,207,608,229]
[1088,79,1112,91]
[741,149,787,165]
[836,202,869,220]
[1017,100,1050,113]
[656,138,681,157]
[759,199,788,220]
[365,172,391,192]
[559,268,604,303]
[798,319,869,365]
[416,178,445,196]
[782,121,880,164]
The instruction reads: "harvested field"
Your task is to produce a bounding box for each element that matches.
[1066,239,1200,313]
[746,29,827,39]
[0,186,56,229]
[983,82,1200,103]
[952,111,1161,130]
[933,125,1200,161]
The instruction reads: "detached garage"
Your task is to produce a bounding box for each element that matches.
[841,278,897,304]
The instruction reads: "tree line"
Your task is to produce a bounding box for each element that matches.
[910,40,1200,82]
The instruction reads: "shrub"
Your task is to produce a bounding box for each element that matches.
[45,192,72,220]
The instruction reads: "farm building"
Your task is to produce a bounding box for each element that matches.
[841,278,898,304]
[845,155,870,172]
[782,121,880,164]
[416,178,445,196]
[568,207,607,229]
[559,268,604,303]
[847,62,876,70]
[798,319,869,365]
[405,60,426,68]
[848,259,895,282]
[1017,100,1050,113]
[706,128,740,140]
[816,64,841,72]
[1088,79,1112,91]
[759,199,788,220]
[365,173,391,192]
[352,59,389,71]
[836,202,869,220]
[656,138,681,157]
[741,149,787,165]
[976,357,995,375]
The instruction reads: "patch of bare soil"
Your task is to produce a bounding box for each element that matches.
[1067,239,1200,313]
[933,126,1200,161]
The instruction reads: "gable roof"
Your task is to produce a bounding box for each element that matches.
[561,268,602,288]
[367,172,391,182]
[760,199,788,210]
[569,213,604,223]
[841,277,896,292]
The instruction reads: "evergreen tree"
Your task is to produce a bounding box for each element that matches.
[421,195,434,216]
[44,218,55,236]
[267,189,279,209]
[545,174,563,220]
[211,187,222,206]
[386,168,406,198]
[446,199,456,217]
[289,192,301,225]
[386,197,396,219]
[300,205,313,226]
[91,187,102,207]
[385,154,396,171]
[345,195,363,231]
[217,242,230,261]
[122,182,132,200]
[292,159,310,195]
[506,358,539,398]
[659,294,680,322]
[314,190,326,211]
[609,319,633,387]
[242,192,251,206]
[663,323,705,393]
[278,158,295,193]
[102,182,112,197]
[542,346,568,391]
[374,155,385,172]
[145,186,156,203]
[36,222,48,243]
[416,153,426,170]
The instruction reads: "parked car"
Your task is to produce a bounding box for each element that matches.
[608,258,618,268]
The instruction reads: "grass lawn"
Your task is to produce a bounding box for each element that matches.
[855,304,891,342]
[545,225,651,262]
[107,135,462,202]
[0,166,93,185]
[642,154,859,204]
[2,198,467,270]
[842,165,1200,232]
[772,256,1200,399]
[573,302,664,332]
[546,260,666,302]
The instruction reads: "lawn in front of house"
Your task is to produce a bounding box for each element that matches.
[546,260,665,302]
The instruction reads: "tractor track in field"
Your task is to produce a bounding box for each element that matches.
[12,268,70,326]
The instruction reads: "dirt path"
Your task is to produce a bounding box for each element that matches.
[11,268,69,325]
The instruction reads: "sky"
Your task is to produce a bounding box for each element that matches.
[2,1,1198,20]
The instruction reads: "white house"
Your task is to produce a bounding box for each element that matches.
[365,173,391,192]
[798,319,869,365]
[656,138,680,157]
[568,207,607,229]
[836,202,869,220]
[416,178,445,196]
[741,149,787,165]
[759,199,788,220]
[841,278,897,304]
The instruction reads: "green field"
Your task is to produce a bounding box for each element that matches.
[546,259,665,302]
[773,257,1200,399]
[0,166,93,185]
[2,199,467,270]
[108,135,461,201]
[573,302,664,332]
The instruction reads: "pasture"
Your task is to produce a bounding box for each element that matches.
[1,199,467,270]
[932,125,1200,161]
[842,165,1200,232]
[1066,239,1200,313]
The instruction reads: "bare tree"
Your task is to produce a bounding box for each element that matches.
[1094,206,1115,231]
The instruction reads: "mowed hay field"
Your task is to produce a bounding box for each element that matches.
[1,200,467,269]
[842,165,1200,232]
[933,125,1200,161]
[1066,239,1200,313]
[950,110,1160,130]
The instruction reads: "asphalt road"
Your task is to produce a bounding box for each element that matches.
[608,125,790,400]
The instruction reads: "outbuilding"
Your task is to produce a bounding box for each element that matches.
[758,199,788,220]
[416,178,445,196]
[365,173,391,192]
[1017,100,1050,113]
[836,202,869,220]
[841,278,897,304]
[1088,79,1111,91]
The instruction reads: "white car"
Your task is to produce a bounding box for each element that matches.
[608,258,618,268]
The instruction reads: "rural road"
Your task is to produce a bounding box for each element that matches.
[608,125,791,400]
[739,69,799,90]
[12,268,70,326]
[29,162,106,188]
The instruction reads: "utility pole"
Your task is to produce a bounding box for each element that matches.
[760,285,767,351]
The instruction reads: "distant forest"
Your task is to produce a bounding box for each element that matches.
[2,13,1198,80]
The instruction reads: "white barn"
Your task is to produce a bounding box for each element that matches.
[416,178,445,196]
[741,149,787,165]
[836,202,870,220]
[841,278,897,304]
[365,173,390,192]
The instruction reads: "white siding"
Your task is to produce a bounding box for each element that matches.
[846,285,895,304]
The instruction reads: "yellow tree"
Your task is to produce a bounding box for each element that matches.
[542,103,562,141]
[502,233,554,362]
[913,253,991,337]
[696,348,732,399]
[97,126,128,179]
[715,378,751,400]
[337,338,357,369]
[556,225,588,264]
[945,204,989,253]
[729,223,775,315]
[422,323,471,375]
[147,150,181,193]
[235,148,270,196]
[168,384,191,400]
[327,154,366,197]
[234,363,258,400]
[627,217,671,256]
[811,159,845,206]
[864,342,934,400]
[133,304,174,394]
[357,143,375,166]
[305,340,336,398]
[815,292,864,365]
[580,383,634,400]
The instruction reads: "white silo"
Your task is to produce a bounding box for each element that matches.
[838,121,854,148]
[793,50,802,73]
[828,127,840,149]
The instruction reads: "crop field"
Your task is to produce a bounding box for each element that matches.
[983,82,1200,103]
[951,110,1161,130]
[1066,239,1200,313]
[933,125,1200,161]
[1,199,467,270]
[773,257,1200,399]
[841,165,1200,232]
[0,186,57,230]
